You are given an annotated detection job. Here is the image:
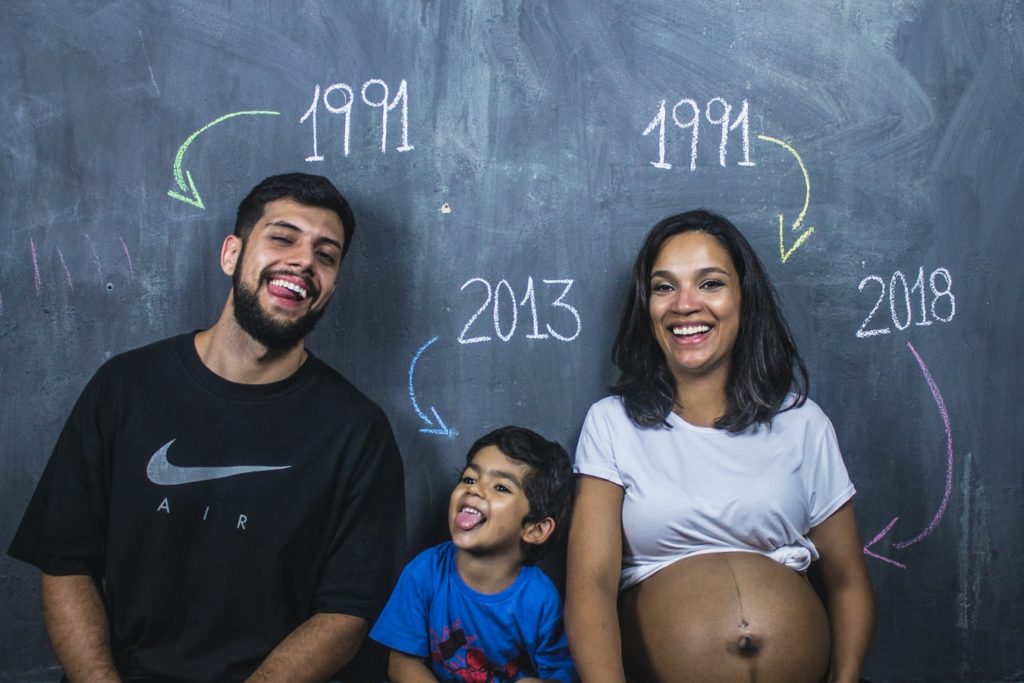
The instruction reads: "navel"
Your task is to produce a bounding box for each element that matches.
[735,633,762,657]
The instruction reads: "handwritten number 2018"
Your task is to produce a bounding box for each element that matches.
[458,277,581,344]
[857,267,955,338]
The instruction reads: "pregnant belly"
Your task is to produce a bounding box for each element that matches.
[619,551,830,683]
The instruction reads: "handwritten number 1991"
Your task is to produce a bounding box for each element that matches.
[643,97,755,170]
[301,79,414,161]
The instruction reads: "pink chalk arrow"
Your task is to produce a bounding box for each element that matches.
[863,342,954,569]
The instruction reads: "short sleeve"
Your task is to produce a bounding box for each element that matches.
[368,549,433,657]
[573,399,624,487]
[8,369,112,577]
[313,412,405,619]
[804,415,856,528]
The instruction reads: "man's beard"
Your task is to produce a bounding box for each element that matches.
[231,251,326,352]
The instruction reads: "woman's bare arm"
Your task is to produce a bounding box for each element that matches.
[808,501,875,683]
[565,476,627,683]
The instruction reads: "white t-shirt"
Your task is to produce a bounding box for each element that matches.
[574,395,855,589]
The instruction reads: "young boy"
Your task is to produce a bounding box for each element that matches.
[370,426,578,683]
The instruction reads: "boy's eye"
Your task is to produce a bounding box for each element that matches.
[495,484,511,493]
[460,476,476,485]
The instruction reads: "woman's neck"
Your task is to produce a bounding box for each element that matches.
[673,373,728,428]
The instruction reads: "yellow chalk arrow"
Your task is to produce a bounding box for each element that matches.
[168,110,281,209]
[757,134,816,263]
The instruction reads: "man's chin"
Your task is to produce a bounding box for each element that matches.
[232,276,328,351]
[233,308,325,352]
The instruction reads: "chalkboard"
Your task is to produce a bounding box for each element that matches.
[2,2,1022,681]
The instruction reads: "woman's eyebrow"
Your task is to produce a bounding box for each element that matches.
[651,266,730,279]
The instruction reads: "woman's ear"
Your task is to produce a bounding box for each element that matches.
[521,517,556,548]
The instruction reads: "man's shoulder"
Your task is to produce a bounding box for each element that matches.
[90,334,186,382]
[305,354,390,421]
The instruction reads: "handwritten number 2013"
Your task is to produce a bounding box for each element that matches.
[857,267,955,338]
[458,277,581,344]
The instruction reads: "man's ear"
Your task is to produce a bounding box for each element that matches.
[221,235,242,276]
[521,517,556,548]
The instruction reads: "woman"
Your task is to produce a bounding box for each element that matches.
[565,211,874,683]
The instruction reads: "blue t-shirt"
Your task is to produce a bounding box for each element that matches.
[370,542,577,683]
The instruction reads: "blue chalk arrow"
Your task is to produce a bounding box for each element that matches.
[408,336,457,438]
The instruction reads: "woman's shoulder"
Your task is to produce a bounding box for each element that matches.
[582,395,635,429]
[772,394,832,430]
[581,397,643,440]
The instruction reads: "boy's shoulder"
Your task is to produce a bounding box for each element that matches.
[515,563,562,602]
[404,540,457,575]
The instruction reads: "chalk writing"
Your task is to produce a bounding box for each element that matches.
[643,97,754,170]
[408,336,457,438]
[857,267,955,338]
[301,79,414,161]
[168,110,281,209]
[863,341,954,568]
[457,277,581,344]
[757,135,815,263]
[57,247,73,292]
[12,237,136,304]
[118,237,134,278]
[30,238,41,296]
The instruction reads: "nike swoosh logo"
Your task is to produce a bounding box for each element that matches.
[146,439,291,486]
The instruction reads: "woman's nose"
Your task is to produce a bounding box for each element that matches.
[670,286,700,313]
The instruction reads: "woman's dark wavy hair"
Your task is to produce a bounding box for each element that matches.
[610,210,808,432]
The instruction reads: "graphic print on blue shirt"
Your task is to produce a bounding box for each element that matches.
[429,619,531,682]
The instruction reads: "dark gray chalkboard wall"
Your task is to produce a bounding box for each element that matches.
[2,1,1022,681]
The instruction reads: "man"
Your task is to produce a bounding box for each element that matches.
[8,173,405,682]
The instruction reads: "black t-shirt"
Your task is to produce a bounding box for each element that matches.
[9,333,405,682]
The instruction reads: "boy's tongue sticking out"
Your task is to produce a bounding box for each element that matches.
[455,506,484,530]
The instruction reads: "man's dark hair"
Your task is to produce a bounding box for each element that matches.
[234,173,356,258]
[465,426,574,563]
[610,209,808,432]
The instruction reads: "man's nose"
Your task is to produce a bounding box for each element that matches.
[286,243,315,271]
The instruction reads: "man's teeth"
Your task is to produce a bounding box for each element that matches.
[672,324,711,336]
[270,279,308,299]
